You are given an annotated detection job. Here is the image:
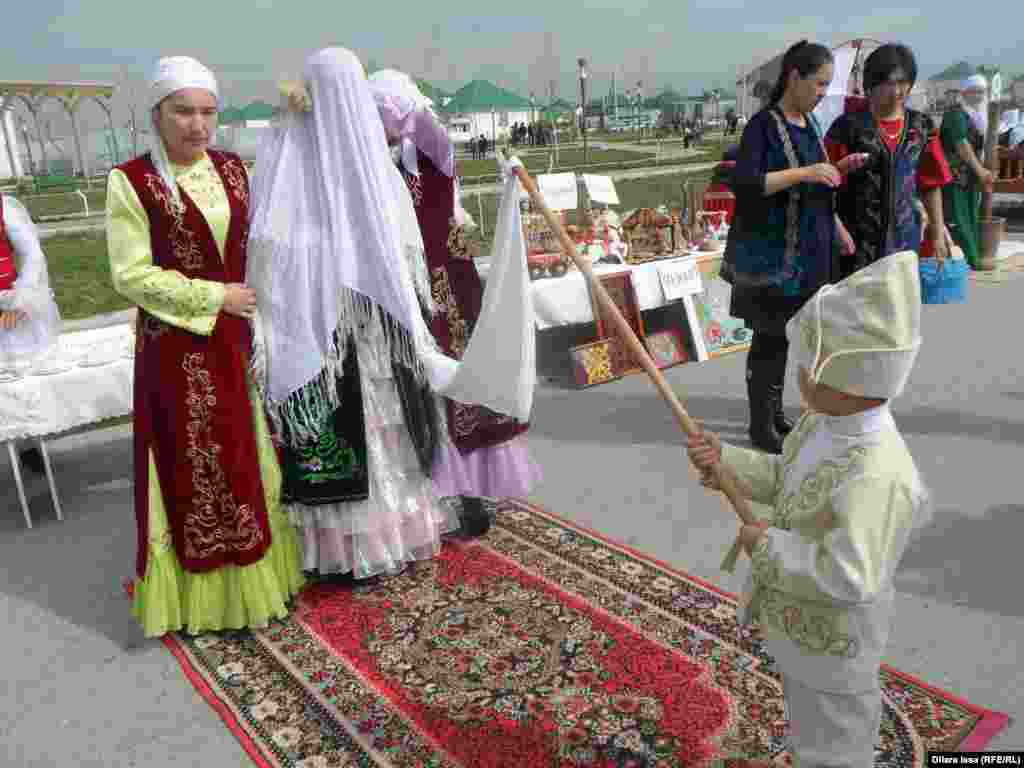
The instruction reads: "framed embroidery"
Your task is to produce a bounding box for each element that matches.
[644,329,690,370]
[569,337,642,388]
[587,270,647,363]
[685,276,752,359]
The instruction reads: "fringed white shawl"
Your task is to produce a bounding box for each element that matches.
[247,48,534,446]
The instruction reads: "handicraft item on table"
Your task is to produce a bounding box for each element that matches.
[685,276,752,359]
[622,208,674,263]
[569,336,642,388]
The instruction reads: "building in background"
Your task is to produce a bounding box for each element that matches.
[441,80,533,144]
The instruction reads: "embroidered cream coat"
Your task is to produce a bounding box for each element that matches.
[722,405,932,693]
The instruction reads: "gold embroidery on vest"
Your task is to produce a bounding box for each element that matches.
[430,267,469,356]
[144,173,204,271]
[182,352,264,560]
[446,217,474,260]
[219,157,250,250]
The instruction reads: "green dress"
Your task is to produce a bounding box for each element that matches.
[940,107,984,269]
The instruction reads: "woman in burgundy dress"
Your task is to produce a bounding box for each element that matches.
[369,70,543,535]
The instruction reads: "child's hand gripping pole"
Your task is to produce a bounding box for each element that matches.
[508,162,753,571]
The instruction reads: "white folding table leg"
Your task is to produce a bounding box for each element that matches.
[6,442,32,529]
[37,438,63,521]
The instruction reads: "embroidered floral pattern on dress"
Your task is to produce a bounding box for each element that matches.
[757,586,861,659]
[217,156,251,252]
[144,173,205,271]
[403,172,424,207]
[446,217,474,260]
[429,267,468,356]
[181,352,265,561]
[773,446,868,530]
[139,272,218,322]
[176,161,225,212]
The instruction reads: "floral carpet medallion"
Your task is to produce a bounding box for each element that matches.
[163,500,1009,767]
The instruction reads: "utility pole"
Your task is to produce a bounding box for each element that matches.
[578,58,588,163]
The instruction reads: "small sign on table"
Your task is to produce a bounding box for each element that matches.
[582,174,620,205]
[537,173,579,211]
[656,257,704,301]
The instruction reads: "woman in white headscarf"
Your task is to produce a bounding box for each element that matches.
[247,47,465,580]
[940,74,995,269]
[368,69,542,538]
[105,56,305,637]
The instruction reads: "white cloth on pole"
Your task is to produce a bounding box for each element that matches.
[438,154,534,422]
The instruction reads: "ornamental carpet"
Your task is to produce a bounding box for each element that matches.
[161,499,1009,767]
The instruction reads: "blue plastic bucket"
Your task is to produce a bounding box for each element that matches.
[919,257,968,304]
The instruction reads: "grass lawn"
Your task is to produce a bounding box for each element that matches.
[20,189,108,219]
[456,147,653,178]
[43,233,131,320]
[43,169,716,319]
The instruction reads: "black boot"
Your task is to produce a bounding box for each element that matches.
[459,496,492,538]
[763,347,794,437]
[771,370,794,438]
[747,364,784,455]
[773,392,794,437]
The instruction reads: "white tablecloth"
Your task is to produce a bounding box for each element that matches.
[476,252,721,330]
[0,324,134,442]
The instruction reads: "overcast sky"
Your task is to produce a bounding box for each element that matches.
[3,0,1021,122]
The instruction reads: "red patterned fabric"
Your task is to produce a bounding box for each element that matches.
[0,198,17,290]
[404,149,529,455]
[118,151,271,576]
[299,541,732,766]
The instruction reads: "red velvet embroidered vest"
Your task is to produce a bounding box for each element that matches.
[116,151,272,576]
[403,150,529,454]
[0,197,18,290]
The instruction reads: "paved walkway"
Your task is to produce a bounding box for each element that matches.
[2,243,1023,765]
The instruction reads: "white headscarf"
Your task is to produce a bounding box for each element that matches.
[247,48,534,443]
[368,68,471,225]
[960,74,989,136]
[368,69,434,177]
[246,48,439,441]
[147,56,219,207]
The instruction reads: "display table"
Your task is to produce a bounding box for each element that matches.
[1,322,134,528]
[475,250,724,330]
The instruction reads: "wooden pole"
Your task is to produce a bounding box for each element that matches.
[981,99,1002,222]
[510,164,756,568]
